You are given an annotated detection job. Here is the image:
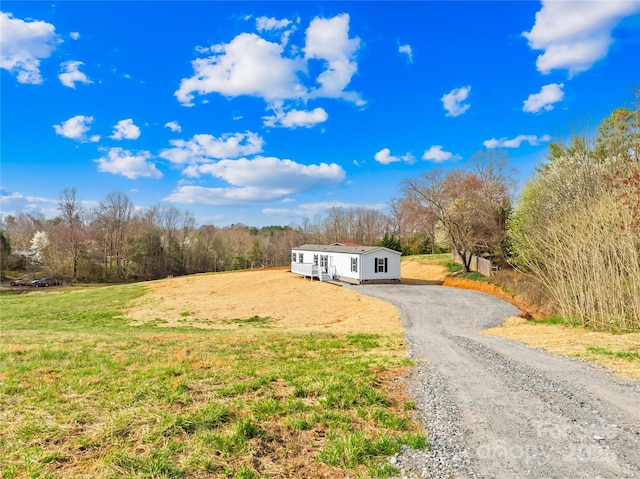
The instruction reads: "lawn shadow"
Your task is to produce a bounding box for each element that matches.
[401,278,444,285]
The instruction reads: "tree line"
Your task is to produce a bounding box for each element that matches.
[1,102,638,330]
[0,194,401,283]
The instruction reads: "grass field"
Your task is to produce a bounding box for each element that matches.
[4,256,638,477]
[0,284,424,479]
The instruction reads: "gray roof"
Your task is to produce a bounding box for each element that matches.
[292,244,401,255]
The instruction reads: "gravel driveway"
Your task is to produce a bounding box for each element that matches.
[352,284,640,479]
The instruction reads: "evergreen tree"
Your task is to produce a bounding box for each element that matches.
[377,233,402,253]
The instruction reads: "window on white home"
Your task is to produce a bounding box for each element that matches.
[299,253,304,263]
[351,257,358,272]
[375,257,387,273]
[292,252,297,262]
[313,254,318,265]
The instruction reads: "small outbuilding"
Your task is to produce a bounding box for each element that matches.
[291,243,401,285]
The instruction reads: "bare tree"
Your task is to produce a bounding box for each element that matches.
[95,192,133,279]
[2,212,47,252]
[160,206,181,274]
[323,207,349,243]
[351,207,387,245]
[179,210,196,273]
[126,209,165,279]
[390,194,439,254]
[403,153,514,271]
[298,216,323,244]
[58,187,85,280]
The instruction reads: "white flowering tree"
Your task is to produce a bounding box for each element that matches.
[30,231,49,263]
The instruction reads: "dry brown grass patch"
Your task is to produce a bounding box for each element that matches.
[125,269,404,335]
[400,259,446,285]
[483,317,640,381]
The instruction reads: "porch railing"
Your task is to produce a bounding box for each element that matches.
[291,262,334,281]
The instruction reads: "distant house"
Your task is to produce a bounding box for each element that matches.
[291,243,401,284]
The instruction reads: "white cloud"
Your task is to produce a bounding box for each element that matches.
[522,83,564,113]
[58,60,92,88]
[263,107,328,128]
[175,32,304,106]
[441,85,471,117]
[159,131,264,166]
[0,187,99,219]
[256,16,292,31]
[196,156,345,191]
[0,187,58,217]
[70,32,80,40]
[53,115,100,142]
[374,148,395,165]
[165,156,345,206]
[110,119,141,140]
[483,134,551,149]
[165,185,283,205]
[166,154,345,207]
[304,13,363,105]
[175,14,363,110]
[523,0,640,76]
[374,148,415,165]
[95,147,162,179]
[194,45,211,54]
[399,44,413,62]
[164,121,182,132]
[256,16,296,46]
[422,145,462,163]
[0,11,60,84]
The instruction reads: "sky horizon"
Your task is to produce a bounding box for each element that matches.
[2,1,639,227]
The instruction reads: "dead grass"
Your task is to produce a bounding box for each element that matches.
[442,276,546,318]
[445,270,639,382]
[483,317,640,381]
[125,259,640,383]
[492,268,553,317]
[124,259,449,333]
[443,268,639,382]
[124,269,403,335]
[399,261,446,285]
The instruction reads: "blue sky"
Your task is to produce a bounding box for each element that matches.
[2,1,639,227]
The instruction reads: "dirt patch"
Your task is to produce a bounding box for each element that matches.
[483,316,640,381]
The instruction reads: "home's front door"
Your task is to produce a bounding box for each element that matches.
[320,255,329,273]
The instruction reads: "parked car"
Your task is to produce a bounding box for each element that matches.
[10,279,32,287]
[31,279,51,287]
[41,277,63,286]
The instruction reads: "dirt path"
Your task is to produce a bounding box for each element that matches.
[353,284,640,478]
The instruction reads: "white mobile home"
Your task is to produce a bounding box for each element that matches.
[291,244,401,285]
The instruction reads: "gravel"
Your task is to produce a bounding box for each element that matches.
[350,284,640,479]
